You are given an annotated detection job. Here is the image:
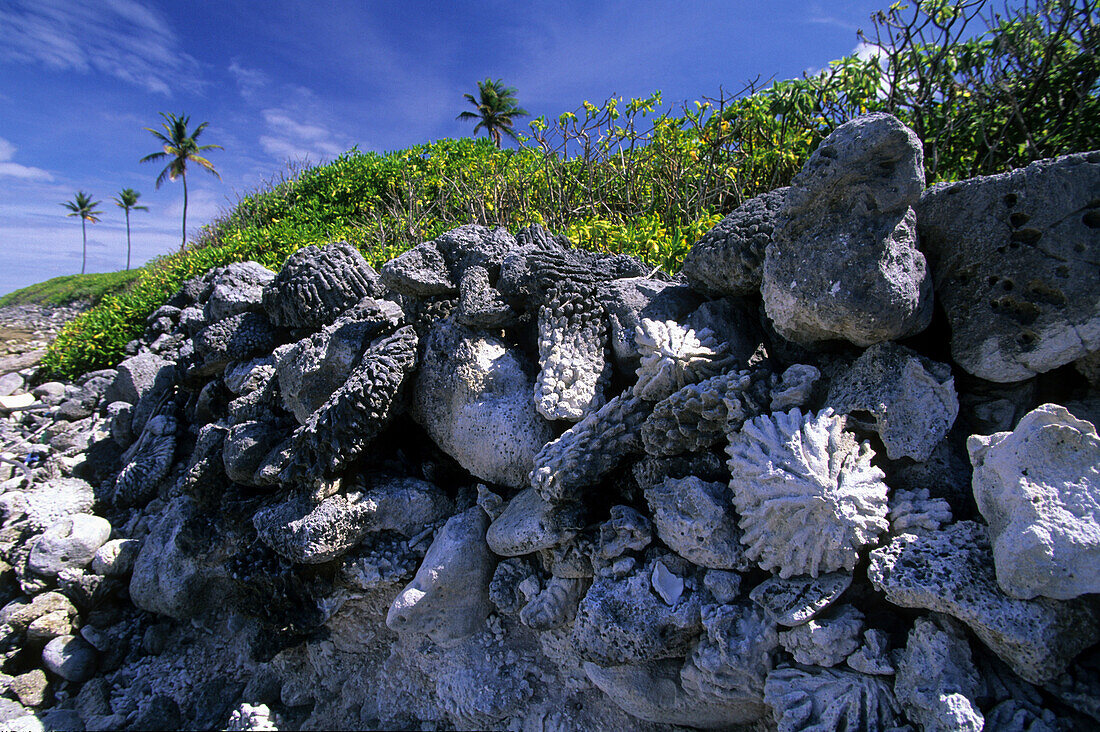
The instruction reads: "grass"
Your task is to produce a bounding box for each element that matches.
[0,270,143,308]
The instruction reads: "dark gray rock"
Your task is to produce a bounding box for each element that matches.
[681,187,789,296]
[254,494,377,564]
[762,113,933,346]
[106,353,169,405]
[277,297,403,424]
[202,261,275,323]
[917,150,1100,382]
[380,240,454,295]
[222,421,285,485]
[263,242,385,329]
[456,265,514,328]
[193,311,276,377]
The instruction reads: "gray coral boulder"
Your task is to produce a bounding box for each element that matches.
[262,242,384,329]
[202,261,275,323]
[411,318,553,489]
[968,403,1100,600]
[681,187,789,297]
[762,113,933,346]
[917,150,1100,382]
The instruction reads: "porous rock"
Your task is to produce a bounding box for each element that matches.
[917,150,1100,382]
[412,318,553,489]
[727,408,889,577]
[8,478,95,532]
[387,507,495,643]
[681,187,789,297]
[762,113,932,346]
[827,341,958,461]
[894,616,984,732]
[203,261,276,323]
[277,297,403,424]
[254,493,377,564]
[278,325,418,486]
[192,312,276,377]
[968,403,1100,599]
[262,242,384,329]
[777,604,864,667]
[486,487,585,557]
[571,555,701,665]
[868,521,1099,684]
[534,282,611,421]
[643,475,747,570]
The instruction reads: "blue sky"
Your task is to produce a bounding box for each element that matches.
[0,0,899,296]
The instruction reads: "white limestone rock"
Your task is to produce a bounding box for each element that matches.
[968,403,1100,599]
[386,508,496,644]
[28,514,112,577]
[727,408,890,577]
[412,318,553,489]
[486,488,585,557]
[827,341,958,461]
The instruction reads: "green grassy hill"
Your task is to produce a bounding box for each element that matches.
[0,270,143,308]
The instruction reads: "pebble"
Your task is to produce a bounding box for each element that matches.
[10,669,49,707]
[28,513,112,576]
[42,635,97,683]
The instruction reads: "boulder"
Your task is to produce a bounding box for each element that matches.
[28,514,112,576]
[917,150,1100,382]
[202,261,275,323]
[105,352,170,405]
[968,403,1100,599]
[412,318,553,489]
[42,635,97,683]
[262,242,385,329]
[386,507,495,643]
[762,113,932,346]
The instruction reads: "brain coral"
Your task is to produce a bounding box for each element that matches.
[726,408,889,578]
[633,318,732,402]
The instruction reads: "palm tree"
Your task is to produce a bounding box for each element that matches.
[140,112,221,250]
[457,78,529,148]
[112,188,149,271]
[61,192,102,275]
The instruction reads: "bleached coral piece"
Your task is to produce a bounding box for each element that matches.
[596,505,653,560]
[764,666,900,732]
[633,318,733,402]
[225,702,281,731]
[534,283,610,421]
[531,391,650,503]
[770,364,821,411]
[778,604,864,667]
[641,368,773,457]
[726,408,890,578]
[889,487,952,534]
[113,413,177,507]
[681,602,778,706]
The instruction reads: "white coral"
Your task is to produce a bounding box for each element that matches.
[889,487,952,534]
[634,319,732,402]
[726,408,889,578]
[764,666,899,731]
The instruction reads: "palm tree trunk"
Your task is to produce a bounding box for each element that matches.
[81,217,87,275]
[181,173,188,251]
[125,209,132,270]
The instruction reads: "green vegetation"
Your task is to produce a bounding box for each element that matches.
[112,188,148,271]
[0,270,142,308]
[457,78,530,148]
[39,0,1099,380]
[141,112,222,250]
[60,192,103,277]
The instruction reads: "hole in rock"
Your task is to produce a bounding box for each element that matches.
[1009,212,1030,229]
[1084,210,1100,229]
[1010,228,1041,245]
[1004,193,1018,207]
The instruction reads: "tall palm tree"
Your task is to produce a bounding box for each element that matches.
[61,191,102,275]
[140,112,221,250]
[112,188,148,271]
[457,78,529,148]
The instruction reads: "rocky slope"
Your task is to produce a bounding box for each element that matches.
[0,113,1098,731]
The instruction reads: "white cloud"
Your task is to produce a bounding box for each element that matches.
[0,0,201,95]
[0,136,52,181]
[258,107,349,164]
[228,60,268,102]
